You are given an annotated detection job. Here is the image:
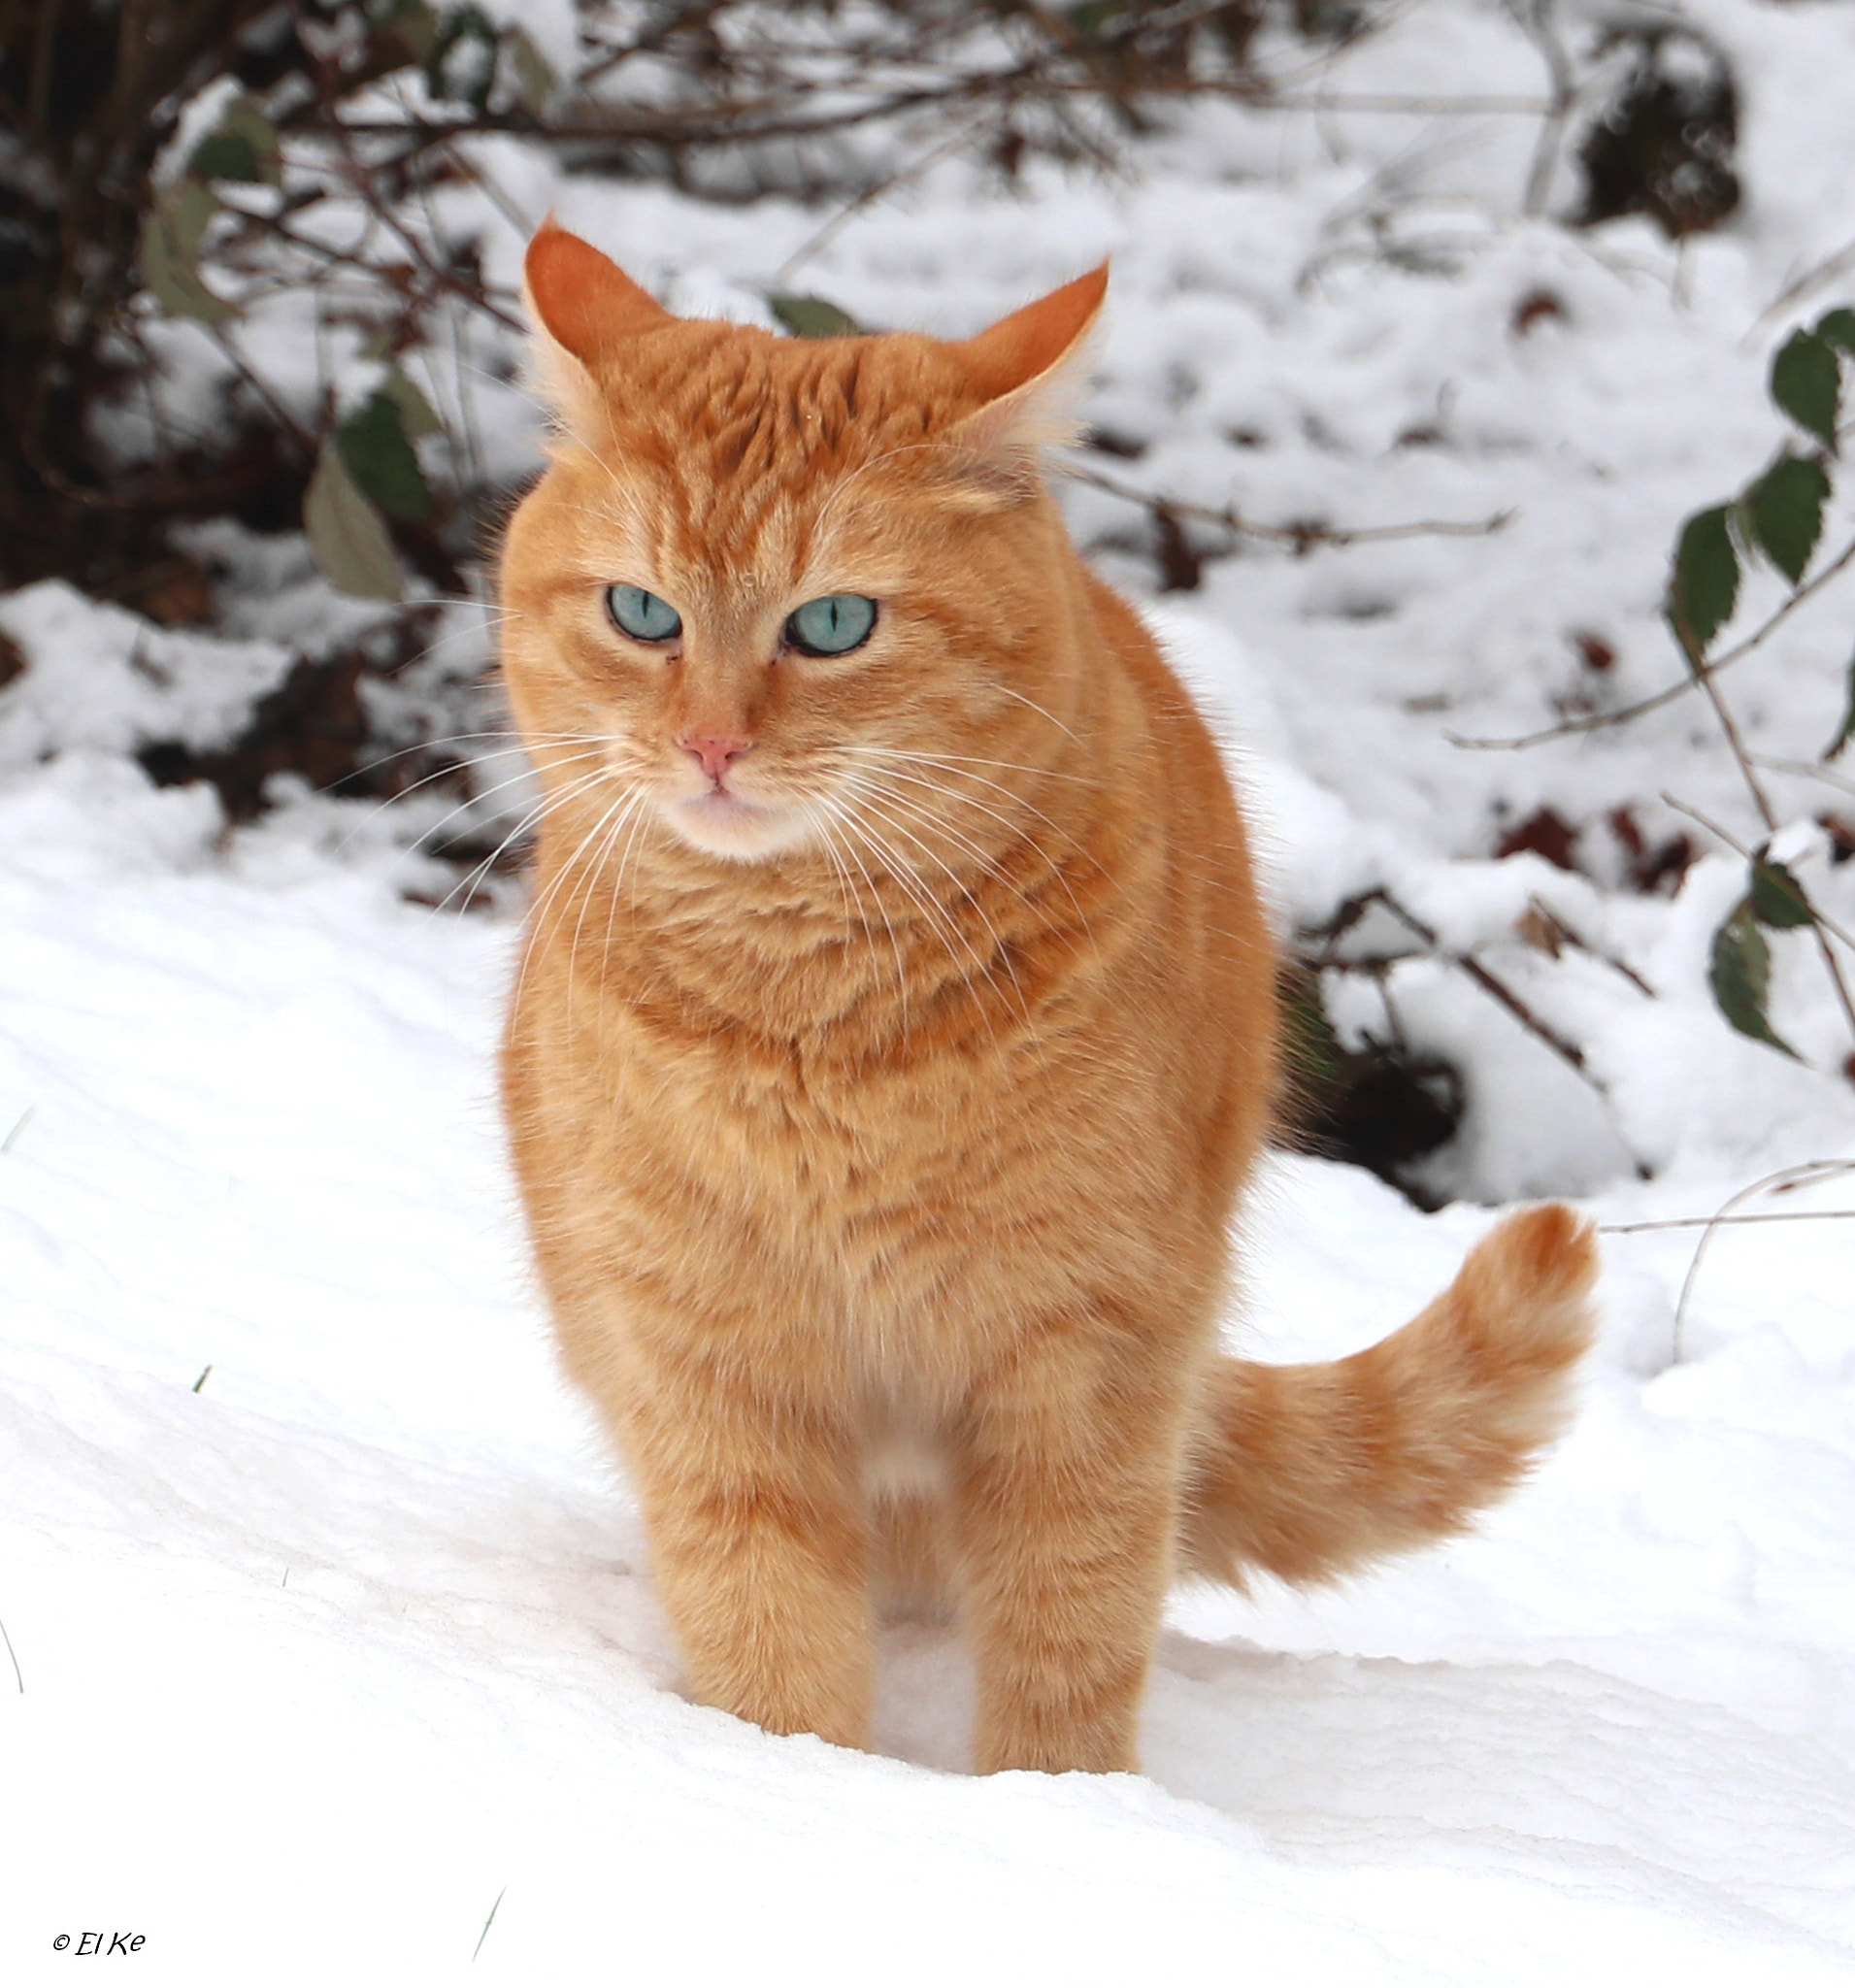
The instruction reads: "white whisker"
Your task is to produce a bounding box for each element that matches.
[834,752,1099,953]
[837,776,1031,1029]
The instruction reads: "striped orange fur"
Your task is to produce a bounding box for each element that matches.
[497,225,1599,1774]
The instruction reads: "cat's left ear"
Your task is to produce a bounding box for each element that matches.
[521,221,675,429]
[946,264,1109,482]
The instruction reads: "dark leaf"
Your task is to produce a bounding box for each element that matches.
[1816,307,1855,358]
[1743,450,1831,585]
[337,392,432,523]
[377,0,441,60]
[1708,899,1801,1058]
[191,134,260,182]
[1770,329,1841,449]
[1823,641,1855,760]
[305,446,401,602]
[1495,806,1578,871]
[139,185,234,324]
[1665,505,1739,663]
[190,96,282,186]
[1749,850,1814,930]
[427,6,500,111]
[769,293,864,340]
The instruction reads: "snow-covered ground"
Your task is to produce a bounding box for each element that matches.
[8,0,1855,1979]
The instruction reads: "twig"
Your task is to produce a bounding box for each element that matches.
[1668,1159,1855,1358]
[1751,754,1855,799]
[1507,0,1579,216]
[1072,464,1512,553]
[322,89,1553,160]
[1449,529,1855,750]
[1523,896,1657,997]
[1263,92,1553,115]
[472,1887,506,1963]
[1748,233,1855,344]
[1666,789,1855,1085]
[0,1611,21,1693]
[1602,1208,1855,1234]
[206,324,318,459]
[1665,793,1855,963]
[1310,887,1606,1093]
[1667,641,1855,1060]
[192,1364,213,1394]
[1,1108,33,1153]
[774,116,993,288]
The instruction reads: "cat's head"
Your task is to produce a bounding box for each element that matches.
[499,225,1106,865]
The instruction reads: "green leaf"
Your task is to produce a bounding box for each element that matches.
[305,445,402,602]
[768,292,864,340]
[374,0,440,60]
[501,24,555,116]
[1067,0,1137,36]
[427,5,499,110]
[381,366,443,440]
[1749,851,1814,930]
[1665,505,1739,664]
[139,184,234,323]
[1742,450,1831,585]
[1823,641,1855,759]
[1816,307,1855,359]
[191,134,259,182]
[1708,899,1801,1058]
[337,391,432,523]
[190,95,282,186]
[1771,329,1841,449]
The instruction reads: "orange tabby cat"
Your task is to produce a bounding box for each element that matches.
[498,223,1599,1775]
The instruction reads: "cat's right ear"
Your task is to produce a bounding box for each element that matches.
[522,222,675,427]
[944,264,1110,495]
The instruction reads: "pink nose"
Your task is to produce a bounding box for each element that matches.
[681,735,753,782]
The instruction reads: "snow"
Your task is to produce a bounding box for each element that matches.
[9,0,1855,1978]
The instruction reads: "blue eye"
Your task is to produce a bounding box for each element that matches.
[607,584,681,643]
[784,594,878,657]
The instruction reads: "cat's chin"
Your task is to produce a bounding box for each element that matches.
[662,791,814,862]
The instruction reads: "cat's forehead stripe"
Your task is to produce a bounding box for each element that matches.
[581,329,975,578]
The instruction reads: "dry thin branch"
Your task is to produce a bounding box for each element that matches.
[773,114,993,287]
[1751,754,1855,800]
[1665,788,1855,1077]
[1663,793,1855,964]
[1507,0,1579,215]
[1259,91,1551,114]
[1748,233,1855,344]
[1523,895,1657,997]
[1072,463,1512,553]
[1449,528,1855,751]
[1602,1207,1855,1234]
[472,1886,507,1964]
[1309,887,1607,1097]
[1666,1159,1855,1357]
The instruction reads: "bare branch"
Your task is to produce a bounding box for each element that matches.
[1071,463,1512,554]
[1449,528,1855,751]
[1308,887,1608,1097]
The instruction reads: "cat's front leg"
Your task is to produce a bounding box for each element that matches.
[953,1323,1184,1774]
[618,1361,875,1750]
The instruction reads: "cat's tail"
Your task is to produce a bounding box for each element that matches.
[1177,1203,1599,1590]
